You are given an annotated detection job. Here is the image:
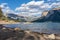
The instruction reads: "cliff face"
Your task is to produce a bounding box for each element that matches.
[45,9,60,22]
[33,8,60,22]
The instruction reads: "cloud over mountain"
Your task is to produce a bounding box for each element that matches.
[15,0,60,17]
[0,0,60,17]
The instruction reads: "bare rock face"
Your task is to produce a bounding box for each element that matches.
[42,11,48,17]
[33,8,60,22]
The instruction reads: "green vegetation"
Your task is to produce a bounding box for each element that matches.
[0,8,8,21]
[0,8,20,22]
[0,8,3,18]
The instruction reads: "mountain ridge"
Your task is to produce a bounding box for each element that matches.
[33,8,60,22]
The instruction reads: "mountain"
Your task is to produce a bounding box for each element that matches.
[33,8,60,22]
[7,13,19,19]
[45,9,60,22]
[6,13,26,22]
[1,7,60,22]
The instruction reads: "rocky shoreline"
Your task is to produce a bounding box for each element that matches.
[0,25,60,40]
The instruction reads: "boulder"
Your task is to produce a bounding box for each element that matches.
[14,28,21,31]
[48,34,55,39]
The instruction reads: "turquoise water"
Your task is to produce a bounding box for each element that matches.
[3,22,60,34]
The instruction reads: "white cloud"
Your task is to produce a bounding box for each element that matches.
[15,1,44,16]
[15,1,49,17]
[0,3,8,9]
[57,0,60,1]
[26,1,44,6]
[15,0,60,17]
[47,0,60,2]
[15,0,60,13]
[0,3,15,14]
[0,0,60,17]
[50,2,60,9]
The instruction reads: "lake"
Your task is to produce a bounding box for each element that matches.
[3,22,60,34]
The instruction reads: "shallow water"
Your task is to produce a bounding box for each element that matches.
[3,22,60,34]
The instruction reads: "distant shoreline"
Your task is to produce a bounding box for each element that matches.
[0,20,20,24]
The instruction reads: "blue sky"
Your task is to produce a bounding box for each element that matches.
[0,0,40,10]
[0,0,30,10]
[0,0,60,16]
[0,0,60,10]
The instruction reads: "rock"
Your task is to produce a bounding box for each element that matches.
[23,34,39,40]
[55,34,60,40]
[8,28,14,31]
[43,34,49,39]
[0,25,60,40]
[2,27,6,30]
[24,30,31,34]
[6,37,17,40]
[14,28,21,31]
[48,34,55,39]
[2,27,8,32]
[56,36,60,40]
[0,25,5,29]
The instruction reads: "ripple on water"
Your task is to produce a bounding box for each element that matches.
[3,22,60,34]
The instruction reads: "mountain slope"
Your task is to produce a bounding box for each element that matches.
[33,9,60,22]
[45,10,60,22]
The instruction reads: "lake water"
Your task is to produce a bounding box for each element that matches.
[3,22,60,34]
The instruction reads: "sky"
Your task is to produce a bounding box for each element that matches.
[0,0,60,10]
[0,0,60,16]
[0,0,33,10]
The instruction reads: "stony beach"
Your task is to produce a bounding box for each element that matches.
[0,25,60,40]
